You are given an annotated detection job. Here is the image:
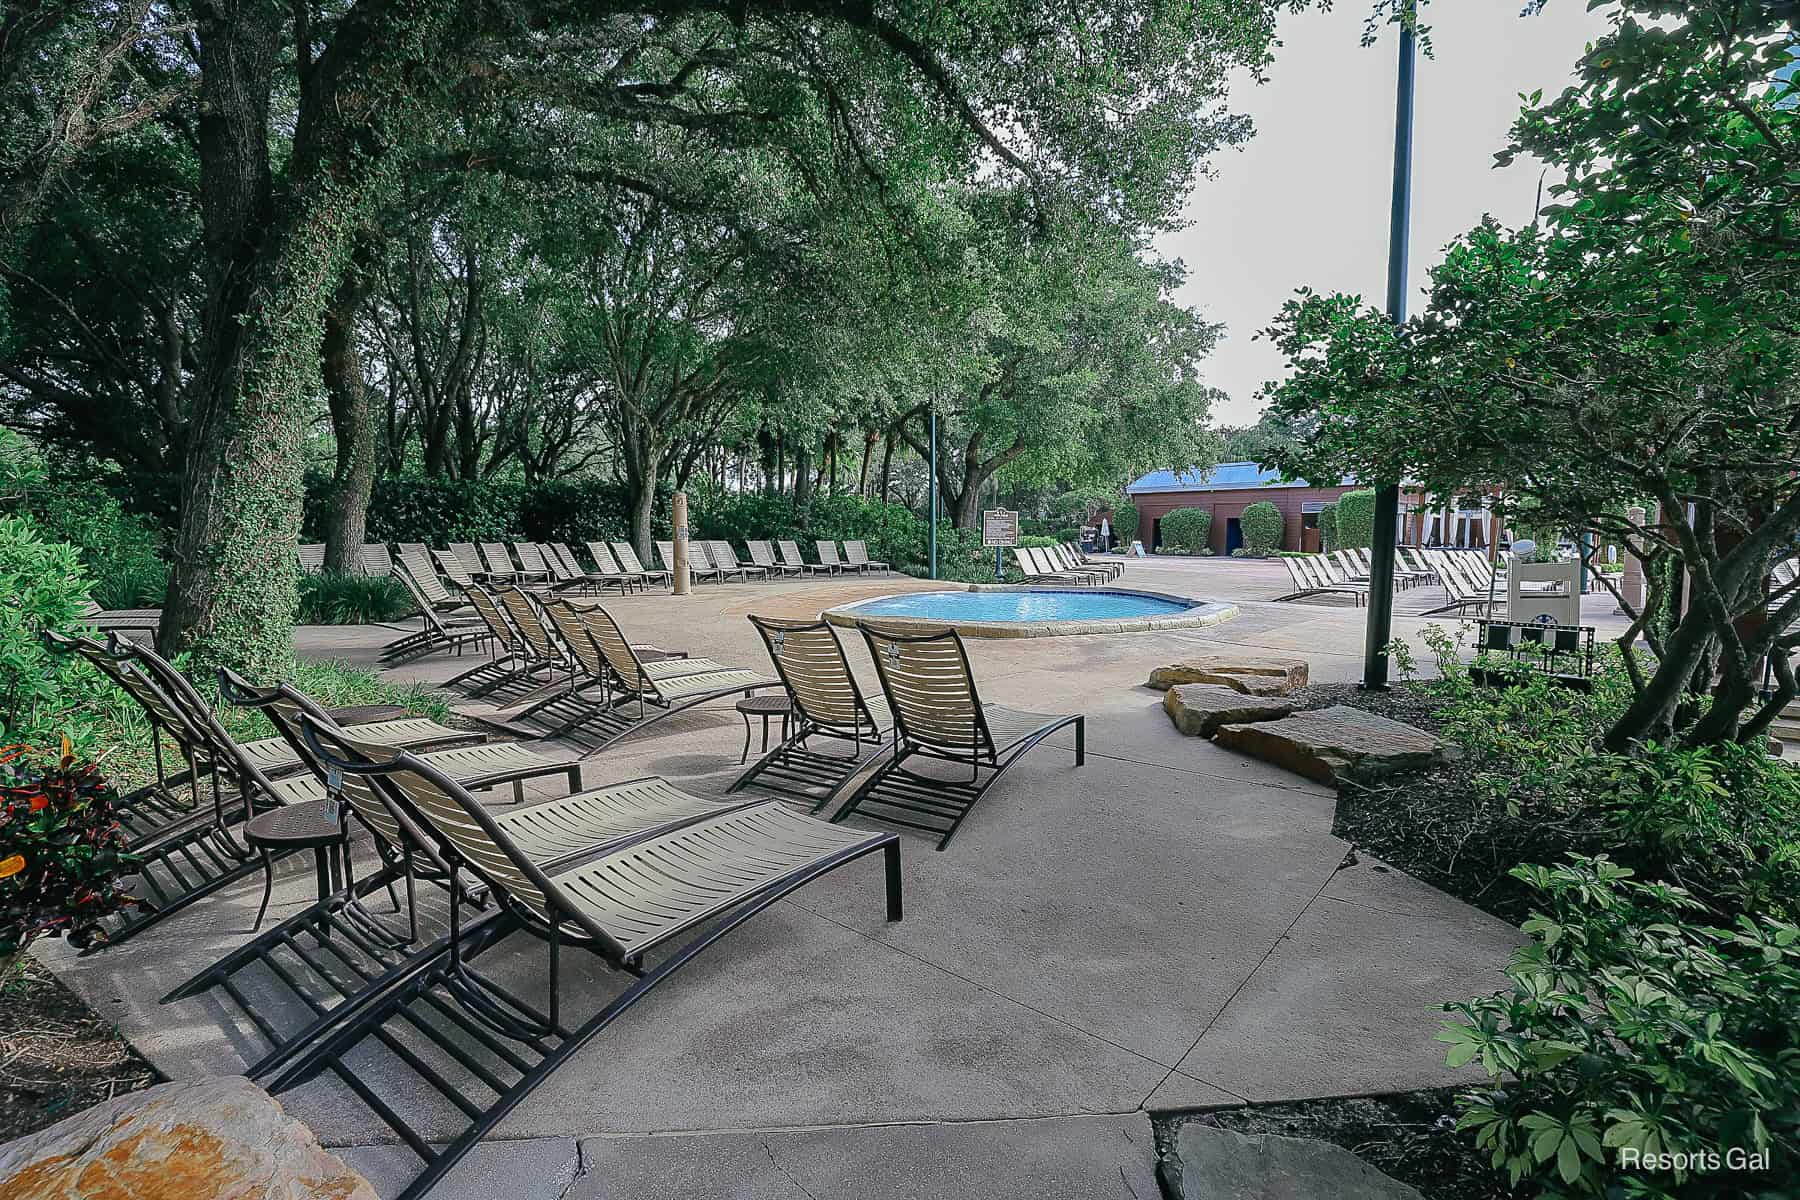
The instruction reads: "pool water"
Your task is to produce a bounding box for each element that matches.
[842,589,1194,623]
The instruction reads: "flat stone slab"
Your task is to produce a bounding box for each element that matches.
[1160,1125,1423,1200]
[573,1114,1160,1199]
[0,1075,375,1200]
[1213,705,1451,784]
[1164,683,1300,738]
[1149,656,1309,696]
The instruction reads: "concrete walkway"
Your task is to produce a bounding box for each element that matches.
[40,557,1532,1199]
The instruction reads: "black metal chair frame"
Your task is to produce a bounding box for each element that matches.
[826,626,1085,849]
[249,719,899,1200]
[1472,619,1598,688]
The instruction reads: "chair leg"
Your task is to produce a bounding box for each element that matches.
[884,841,903,921]
[251,850,274,933]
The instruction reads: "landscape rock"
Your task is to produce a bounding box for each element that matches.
[1213,705,1453,785]
[1160,1124,1424,1200]
[1148,656,1309,696]
[1163,684,1300,738]
[0,1075,376,1200]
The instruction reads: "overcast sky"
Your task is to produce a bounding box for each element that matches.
[1159,0,1615,428]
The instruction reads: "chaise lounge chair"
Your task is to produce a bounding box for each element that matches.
[826,625,1084,849]
[780,539,834,575]
[748,539,801,578]
[844,540,890,574]
[605,541,671,589]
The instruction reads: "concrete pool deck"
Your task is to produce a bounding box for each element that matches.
[36,556,1585,1198]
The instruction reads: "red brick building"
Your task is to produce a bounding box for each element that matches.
[1125,463,1440,554]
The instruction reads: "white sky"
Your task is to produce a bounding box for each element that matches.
[1160,0,1615,426]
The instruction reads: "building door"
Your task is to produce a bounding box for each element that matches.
[1225,518,1243,553]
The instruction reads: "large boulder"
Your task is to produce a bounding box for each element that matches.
[0,1076,376,1200]
[1163,684,1300,738]
[1148,656,1309,696]
[1160,1124,1423,1200]
[1213,705,1452,785]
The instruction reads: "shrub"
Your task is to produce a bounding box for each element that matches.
[1158,507,1212,554]
[301,473,667,546]
[1442,856,1799,1198]
[0,746,139,964]
[1240,501,1285,555]
[0,431,166,609]
[1317,502,1339,552]
[1112,504,1139,545]
[297,572,413,625]
[0,517,103,751]
[1333,488,1376,549]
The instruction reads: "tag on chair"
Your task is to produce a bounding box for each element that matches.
[885,643,901,667]
[772,630,786,655]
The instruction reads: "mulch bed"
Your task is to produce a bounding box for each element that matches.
[0,956,158,1143]
[1158,1090,1515,1200]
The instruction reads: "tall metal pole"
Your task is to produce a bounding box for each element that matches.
[928,404,939,580]
[1361,21,1416,690]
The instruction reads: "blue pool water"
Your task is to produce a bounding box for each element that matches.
[842,589,1194,623]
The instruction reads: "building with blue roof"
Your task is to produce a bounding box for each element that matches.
[1125,461,1437,554]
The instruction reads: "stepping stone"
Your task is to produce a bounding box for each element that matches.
[1213,705,1452,785]
[1148,656,1309,696]
[1160,1124,1424,1199]
[0,1075,376,1199]
[1163,683,1299,738]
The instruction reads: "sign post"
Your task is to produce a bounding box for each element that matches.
[982,509,1019,582]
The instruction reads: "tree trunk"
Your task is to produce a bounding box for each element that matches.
[792,444,814,506]
[858,429,877,497]
[878,429,894,503]
[321,255,376,574]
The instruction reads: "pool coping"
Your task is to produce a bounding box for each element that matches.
[822,584,1240,639]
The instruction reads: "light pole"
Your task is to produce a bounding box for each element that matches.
[928,401,938,579]
[1361,18,1416,690]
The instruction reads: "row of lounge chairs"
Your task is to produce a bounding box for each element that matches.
[1276,547,1508,614]
[1011,543,1123,585]
[89,582,1079,1199]
[302,537,890,585]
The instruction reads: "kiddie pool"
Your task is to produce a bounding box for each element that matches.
[823,586,1238,638]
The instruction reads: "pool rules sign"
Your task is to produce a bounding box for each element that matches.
[983,509,1018,582]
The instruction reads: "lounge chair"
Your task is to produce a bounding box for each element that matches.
[707,540,767,582]
[1275,556,1361,605]
[550,542,636,593]
[779,539,834,575]
[749,539,801,577]
[826,625,1084,849]
[298,544,325,573]
[251,716,898,1200]
[162,697,769,1080]
[511,542,558,583]
[730,616,891,803]
[604,541,671,589]
[78,600,161,639]
[656,539,723,583]
[844,540,890,574]
[382,561,490,663]
[536,542,619,594]
[40,632,481,944]
[541,599,774,754]
[816,540,861,573]
[1011,546,1084,584]
[1064,542,1121,580]
[357,543,393,578]
[478,543,522,582]
[447,543,488,581]
[394,548,472,615]
[1042,545,1111,583]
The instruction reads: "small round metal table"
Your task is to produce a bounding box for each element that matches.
[243,798,345,932]
[735,693,794,763]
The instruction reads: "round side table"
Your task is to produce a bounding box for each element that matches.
[735,694,794,763]
[243,798,345,932]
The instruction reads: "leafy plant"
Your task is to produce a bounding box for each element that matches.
[297,572,413,625]
[1158,507,1212,554]
[0,517,100,749]
[1111,503,1139,546]
[1240,501,1284,556]
[0,745,139,967]
[0,431,166,609]
[1317,502,1338,552]
[1441,856,1800,1198]
[1333,488,1376,550]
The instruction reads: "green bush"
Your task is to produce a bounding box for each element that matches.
[1158,507,1212,553]
[0,431,166,609]
[1333,488,1376,549]
[1112,504,1139,545]
[1442,856,1799,1198]
[0,517,103,750]
[297,572,413,625]
[1317,502,1339,552]
[301,473,667,546]
[0,748,140,962]
[1240,501,1284,555]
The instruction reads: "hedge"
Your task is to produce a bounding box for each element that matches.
[300,474,665,546]
[1333,488,1377,549]
[1317,502,1339,553]
[1158,507,1212,554]
[1241,501,1285,555]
